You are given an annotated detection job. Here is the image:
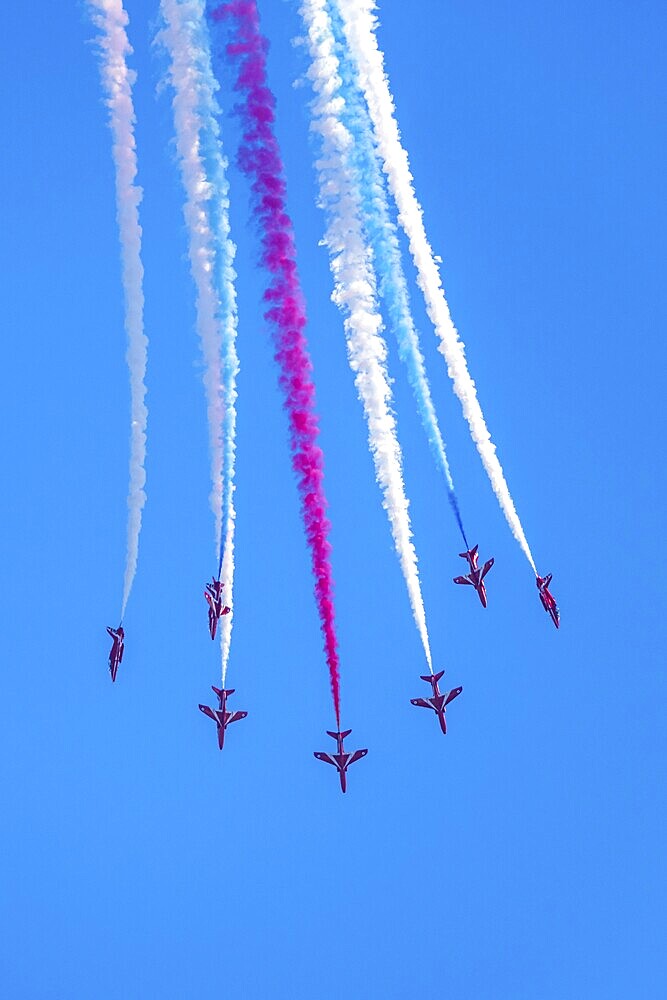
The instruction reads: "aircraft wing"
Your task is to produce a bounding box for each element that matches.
[348,749,368,766]
[410,697,433,710]
[445,686,463,706]
[198,704,216,721]
[228,711,247,725]
[453,575,472,586]
[314,752,337,767]
[481,558,494,579]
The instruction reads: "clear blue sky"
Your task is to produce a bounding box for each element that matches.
[1,1,665,997]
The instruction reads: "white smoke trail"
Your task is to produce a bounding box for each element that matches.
[336,0,537,573]
[218,521,235,681]
[158,0,240,682]
[301,0,432,671]
[88,0,148,619]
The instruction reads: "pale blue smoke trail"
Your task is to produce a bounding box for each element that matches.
[196,8,240,678]
[159,0,239,680]
[197,32,240,584]
[327,1,467,547]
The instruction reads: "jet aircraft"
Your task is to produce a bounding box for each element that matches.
[453,545,494,607]
[204,577,231,641]
[106,625,124,683]
[198,686,247,749]
[410,670,462,734]
[314,730,368,793]
[536,574,560,629]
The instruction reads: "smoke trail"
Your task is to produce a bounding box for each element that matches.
[299,0,433,671]
[158,0,240,681]
[336,0,537,572]
[88,1,148,620]
[210,0,343,720]
[326,1,468,548]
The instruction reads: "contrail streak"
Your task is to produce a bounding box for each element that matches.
[300,0,433,671]
[336,0,537,572]
[210,0,343,720]
[327,0,468,548]
[88,0,148,620]
[158,0,240,681]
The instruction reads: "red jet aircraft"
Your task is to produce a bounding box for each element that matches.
[411,670,462,734]
[198,686,247,749]
[536,574,560,629]
[453,544,494,607]
[314,730,368,793]
[106,625,125,683]
[204,578,231,641]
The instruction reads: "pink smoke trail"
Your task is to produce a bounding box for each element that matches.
[210,0,340,724]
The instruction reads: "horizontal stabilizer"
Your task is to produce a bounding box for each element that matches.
[459,544,477,559]
[212,686,234,698]
[420,671,443,683]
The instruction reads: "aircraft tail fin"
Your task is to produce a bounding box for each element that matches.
[327,729,352,740]
[212,686,234,699]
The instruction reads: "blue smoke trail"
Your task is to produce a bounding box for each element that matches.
[198,58,239,581]
[159,0,239,679]
[183,3,239,674]
[327,1,468,547]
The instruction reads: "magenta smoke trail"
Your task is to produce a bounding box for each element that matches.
[210,0,341,723]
